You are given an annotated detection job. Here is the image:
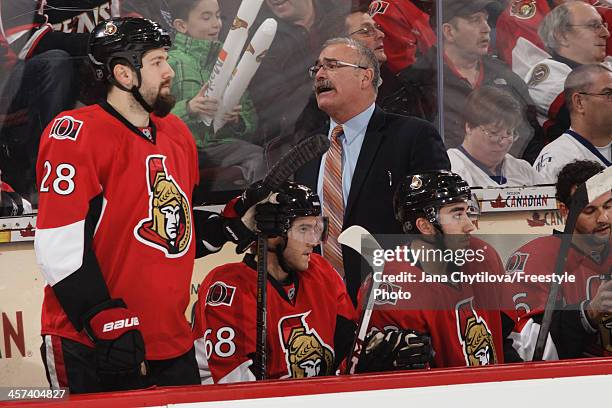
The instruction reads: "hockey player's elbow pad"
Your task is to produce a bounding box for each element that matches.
[82,299,147,385]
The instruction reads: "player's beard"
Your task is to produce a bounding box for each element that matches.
[152,92,176,117]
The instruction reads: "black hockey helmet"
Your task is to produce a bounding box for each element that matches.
[89,17,171,82]
[279,181,322,219]
[394,170,471,233]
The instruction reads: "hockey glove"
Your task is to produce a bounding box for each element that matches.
[222,216,257,253]
[254,199,294,236]
[355,328,432,373]
[82,299,147,387]
[230,181,273,217]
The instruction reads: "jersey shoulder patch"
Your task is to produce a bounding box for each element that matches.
[48,115,84,141]
[528,63,550,87]
[509,0,537,20]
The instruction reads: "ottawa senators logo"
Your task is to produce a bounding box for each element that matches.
[206,281,236,306]
[49,116,84,141]
[455,297,497,366]
[369,1,389,16]
[278,312,334,378]
[134,155,192,257]
[528,64,550,87]
[505,252,529,274]
[510,0,537,19]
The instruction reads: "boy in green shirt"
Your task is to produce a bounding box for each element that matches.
[167,0,264,190]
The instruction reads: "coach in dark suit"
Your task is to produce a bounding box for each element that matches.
[295,37,450,304]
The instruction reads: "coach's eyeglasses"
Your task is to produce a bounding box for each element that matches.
[308,59,368,78]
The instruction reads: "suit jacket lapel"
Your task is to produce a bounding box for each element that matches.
[344,106,386,223]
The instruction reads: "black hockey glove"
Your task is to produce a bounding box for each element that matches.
[82,299,147,389]
[254,198,294,236]
[355,329,432,373]
[232,180,273,217]
[219,181,292,251]
[222,216,257,253]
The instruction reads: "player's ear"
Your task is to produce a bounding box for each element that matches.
[112,62,135,88]
[415,217,435,235]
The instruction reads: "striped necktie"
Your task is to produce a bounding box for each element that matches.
[322,125,345,276]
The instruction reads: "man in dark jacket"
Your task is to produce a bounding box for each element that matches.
[389,0,544,162]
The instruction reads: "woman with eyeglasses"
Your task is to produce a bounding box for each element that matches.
[447,86,545,187]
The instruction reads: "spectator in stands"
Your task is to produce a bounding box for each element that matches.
[368,0,436,73]
[449,86,544,187]
[496,0,611,66]
[248,0,348,144]
[166,0,263,191]
[513,1,611,145]
[395,0,542,160]
[0,1,111,200]
[534,64,611,183]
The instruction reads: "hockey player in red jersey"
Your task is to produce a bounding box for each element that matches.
[506,160,612,360]
[355,171,522,372]
[192,181,357,383]
[35,17,281,393]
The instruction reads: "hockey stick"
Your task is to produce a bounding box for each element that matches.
[253,134,330,380]
[338,225,385,374]
[533,166,612,360]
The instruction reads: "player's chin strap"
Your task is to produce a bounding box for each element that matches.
[110,70,155,113]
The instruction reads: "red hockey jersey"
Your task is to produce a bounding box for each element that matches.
[504,235,612,358]
[360,238,507,368]
[36,102,199,360]
[505,235,612,318]
[369,0,436,73]
[192,254,357,383]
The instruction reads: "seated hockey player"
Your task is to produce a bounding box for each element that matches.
[506,160,612,360]
[192,181,357,383]
[355,170,521,372]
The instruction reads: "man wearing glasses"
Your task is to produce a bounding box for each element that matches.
[295,38,449,303]
[449,86,544,187]
[534,64,612,183]
[515,1,611,146]
[496,0,611,67]
[395,0,540,160]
